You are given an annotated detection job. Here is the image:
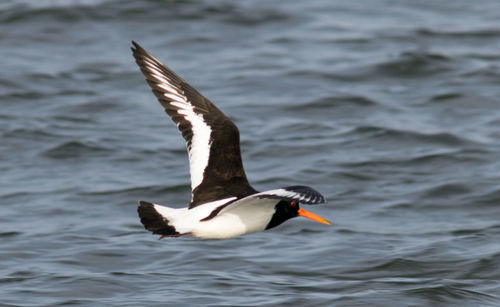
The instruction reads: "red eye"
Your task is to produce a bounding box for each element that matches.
[290,201,297,207]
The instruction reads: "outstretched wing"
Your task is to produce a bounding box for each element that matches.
[253,185,326,205]
[201,186,326,221]
[131,41,255,208]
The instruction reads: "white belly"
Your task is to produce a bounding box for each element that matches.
[191,204,276,239]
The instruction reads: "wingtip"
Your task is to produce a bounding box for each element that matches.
[138,200,153,207]
[256,186,327,205]
[130,41,160,68]
[130,41,145,56]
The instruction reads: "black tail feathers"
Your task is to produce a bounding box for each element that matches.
[137,201,180,237]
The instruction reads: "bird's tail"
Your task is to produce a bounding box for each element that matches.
[137,201,190,238]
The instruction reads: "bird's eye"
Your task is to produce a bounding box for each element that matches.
[290,201,297,207]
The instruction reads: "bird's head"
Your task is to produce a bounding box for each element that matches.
[266,200,332,230]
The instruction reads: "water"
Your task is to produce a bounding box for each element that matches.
[2,0,500,305]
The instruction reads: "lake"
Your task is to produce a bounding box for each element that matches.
[1,0,500,305]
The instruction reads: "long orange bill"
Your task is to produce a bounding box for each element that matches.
[298,208,332,225]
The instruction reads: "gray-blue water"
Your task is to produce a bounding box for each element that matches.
[2,0,500,306]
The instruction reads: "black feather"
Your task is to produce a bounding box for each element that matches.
[137,201,179,236]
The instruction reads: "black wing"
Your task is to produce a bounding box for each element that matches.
[255,185,326,205]
[131,41,255,208]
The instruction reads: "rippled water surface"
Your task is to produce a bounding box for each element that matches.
[2,0,500,306]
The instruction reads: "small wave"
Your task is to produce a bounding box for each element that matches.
[461,66,500,81]
[288,95,376,111]
[0,231,22,238]
[1,5,80,24]
[80,184,188,196]
[343,125,471,146]
[2,90,50,101]
[76,184,191,206]
[405,284,499,304]
[429,92,462,102]
[216,7,291,26]
[2,88,95,103]
[267,37,295,45]
[333,171,374,181]
[470,188,500,208]
[451,224,500,236]
[371,258,430,273]
[318,36,373,44]
[0,77,20,88]
[60,100,118,114]
[419,183,472,199]
[286,51,455,82]
[42,141,112,159]
[384,202,414,210]
[0,114,16,123]
[462,251,500,277]
[3,128,61,140]
[26,71,74,81]
[0,0,122,23]
[169,36,217,46]
[285,69,356,82]
[417,27,500,38]
[75,61,120,73]
[464,53,500,61]
[2,0,294,28]
[373,51,453,78]
[337,258,448,279]
[51,115,94,124]
[340,149,486,169]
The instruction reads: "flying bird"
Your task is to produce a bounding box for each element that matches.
[131,41,331,240]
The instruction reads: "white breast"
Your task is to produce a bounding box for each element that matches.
[191,198,278,239]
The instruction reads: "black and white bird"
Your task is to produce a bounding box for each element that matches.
[131,41,331,240]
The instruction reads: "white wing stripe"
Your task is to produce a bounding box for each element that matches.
[166,95,211,193]
[164,92,187,102]
[135,45,215,199]
[141,58,213,195]
[146,65,168,80]
[256,189,296,198]
[156,83,183,95]
[186,111,211,192]
[170,101,190,109]
[142,64,181,95]
[253,188,323,204]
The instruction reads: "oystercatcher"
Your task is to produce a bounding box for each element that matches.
[131,41,331,239]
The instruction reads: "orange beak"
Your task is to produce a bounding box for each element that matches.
[298,208,332,225]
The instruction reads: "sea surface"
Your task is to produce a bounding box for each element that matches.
[2,0,500,306]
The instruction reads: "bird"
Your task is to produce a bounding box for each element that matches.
[131,41,331,240]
